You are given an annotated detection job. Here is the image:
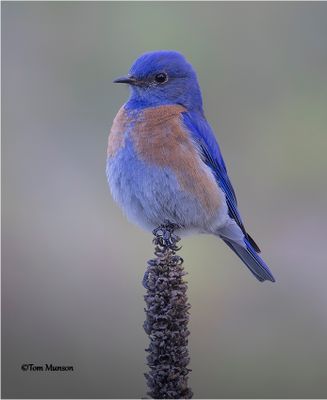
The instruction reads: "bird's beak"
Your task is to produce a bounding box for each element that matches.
[113,75,139,85]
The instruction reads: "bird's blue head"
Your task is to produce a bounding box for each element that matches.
[114,50,203,112]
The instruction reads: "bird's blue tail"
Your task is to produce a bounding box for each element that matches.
[222,237,275,282]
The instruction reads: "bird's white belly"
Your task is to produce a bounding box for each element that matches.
[106,138,228,234]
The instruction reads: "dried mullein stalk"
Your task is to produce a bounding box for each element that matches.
[143,221,193,399]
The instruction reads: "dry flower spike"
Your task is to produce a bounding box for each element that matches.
[143,221,193,399]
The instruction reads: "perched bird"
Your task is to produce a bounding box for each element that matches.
[106,50,275,282]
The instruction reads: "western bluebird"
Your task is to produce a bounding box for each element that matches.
[107,50,275,283]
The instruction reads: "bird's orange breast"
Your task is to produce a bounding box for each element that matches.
[107,104,222,215]
[107,106,129,158]
[130,105,222,215]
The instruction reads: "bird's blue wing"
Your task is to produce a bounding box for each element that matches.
[182,111,260,252]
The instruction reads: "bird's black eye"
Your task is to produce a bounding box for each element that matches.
[154,72,168,84]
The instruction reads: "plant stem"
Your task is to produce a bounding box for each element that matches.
[143,221,193,399]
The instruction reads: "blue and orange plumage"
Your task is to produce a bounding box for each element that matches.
[106,50,275,283]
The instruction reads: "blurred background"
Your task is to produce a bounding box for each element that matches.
[2,2,327,398]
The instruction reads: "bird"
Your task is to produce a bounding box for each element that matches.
[106,50,275,283]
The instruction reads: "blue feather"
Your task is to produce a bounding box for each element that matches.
[223,238,275,282]
[182,111,262,254]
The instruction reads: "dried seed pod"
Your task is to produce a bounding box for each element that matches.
[143,221,193,399]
